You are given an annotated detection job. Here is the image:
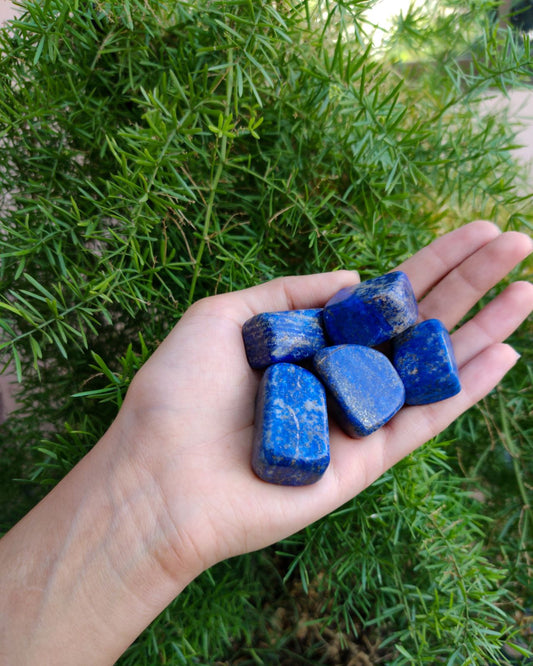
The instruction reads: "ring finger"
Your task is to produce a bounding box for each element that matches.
[416,231,532,330]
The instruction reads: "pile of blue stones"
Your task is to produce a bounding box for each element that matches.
[242,271,461,486]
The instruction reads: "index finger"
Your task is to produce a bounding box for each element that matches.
[396,220,501,298]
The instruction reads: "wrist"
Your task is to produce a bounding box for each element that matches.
[78,411,204,643]
[107,398,211,581]
[0,410,200,665]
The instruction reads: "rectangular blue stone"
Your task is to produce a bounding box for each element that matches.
[252,363,330,485]
[392,318,461,405]
[242,308,326,369]
[322,271,418,347]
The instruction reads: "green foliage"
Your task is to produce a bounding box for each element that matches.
[0,0,532,662]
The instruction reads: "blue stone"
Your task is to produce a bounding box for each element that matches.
[251,363,330,486]
[322,271,418,347]
[313,345,405,437]
[242,308,327,369]
[392,318,461,405]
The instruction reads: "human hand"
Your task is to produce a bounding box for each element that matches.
[2,221,531,666]
[119,221,533,581]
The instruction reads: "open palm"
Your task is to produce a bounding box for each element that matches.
[121,221,533,577]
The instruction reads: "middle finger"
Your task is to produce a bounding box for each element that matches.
[451,280,533,366]
[416,231,532,330]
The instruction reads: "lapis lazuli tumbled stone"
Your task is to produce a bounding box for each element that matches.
[242,308,327,369]
[322,271,418,347]
[251,362,330,486]
[392,318,461,405]
[313,345,405,437]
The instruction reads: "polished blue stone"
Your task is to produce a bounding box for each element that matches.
[251,362,330,486]
[313,345,405,437]
[322,271,418,347]
[242,308,326,369]
[392,318,461,405]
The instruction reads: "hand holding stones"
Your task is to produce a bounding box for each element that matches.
[120,221,531,570]
[243,271,461,486]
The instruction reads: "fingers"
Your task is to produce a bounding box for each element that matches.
[416,231,533,329]
[397,220,501,297]
[452,281,533,366]
[328,242,532,499]
[192,221,530,334]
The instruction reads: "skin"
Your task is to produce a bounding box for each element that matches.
[0,221,532,665]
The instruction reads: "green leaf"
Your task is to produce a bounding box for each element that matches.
[33,34,45,64]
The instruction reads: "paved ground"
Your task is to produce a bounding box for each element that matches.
[0,4,532,422]
[0,1,16,23]
[510,91,533,169]
[482,89,533,188]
